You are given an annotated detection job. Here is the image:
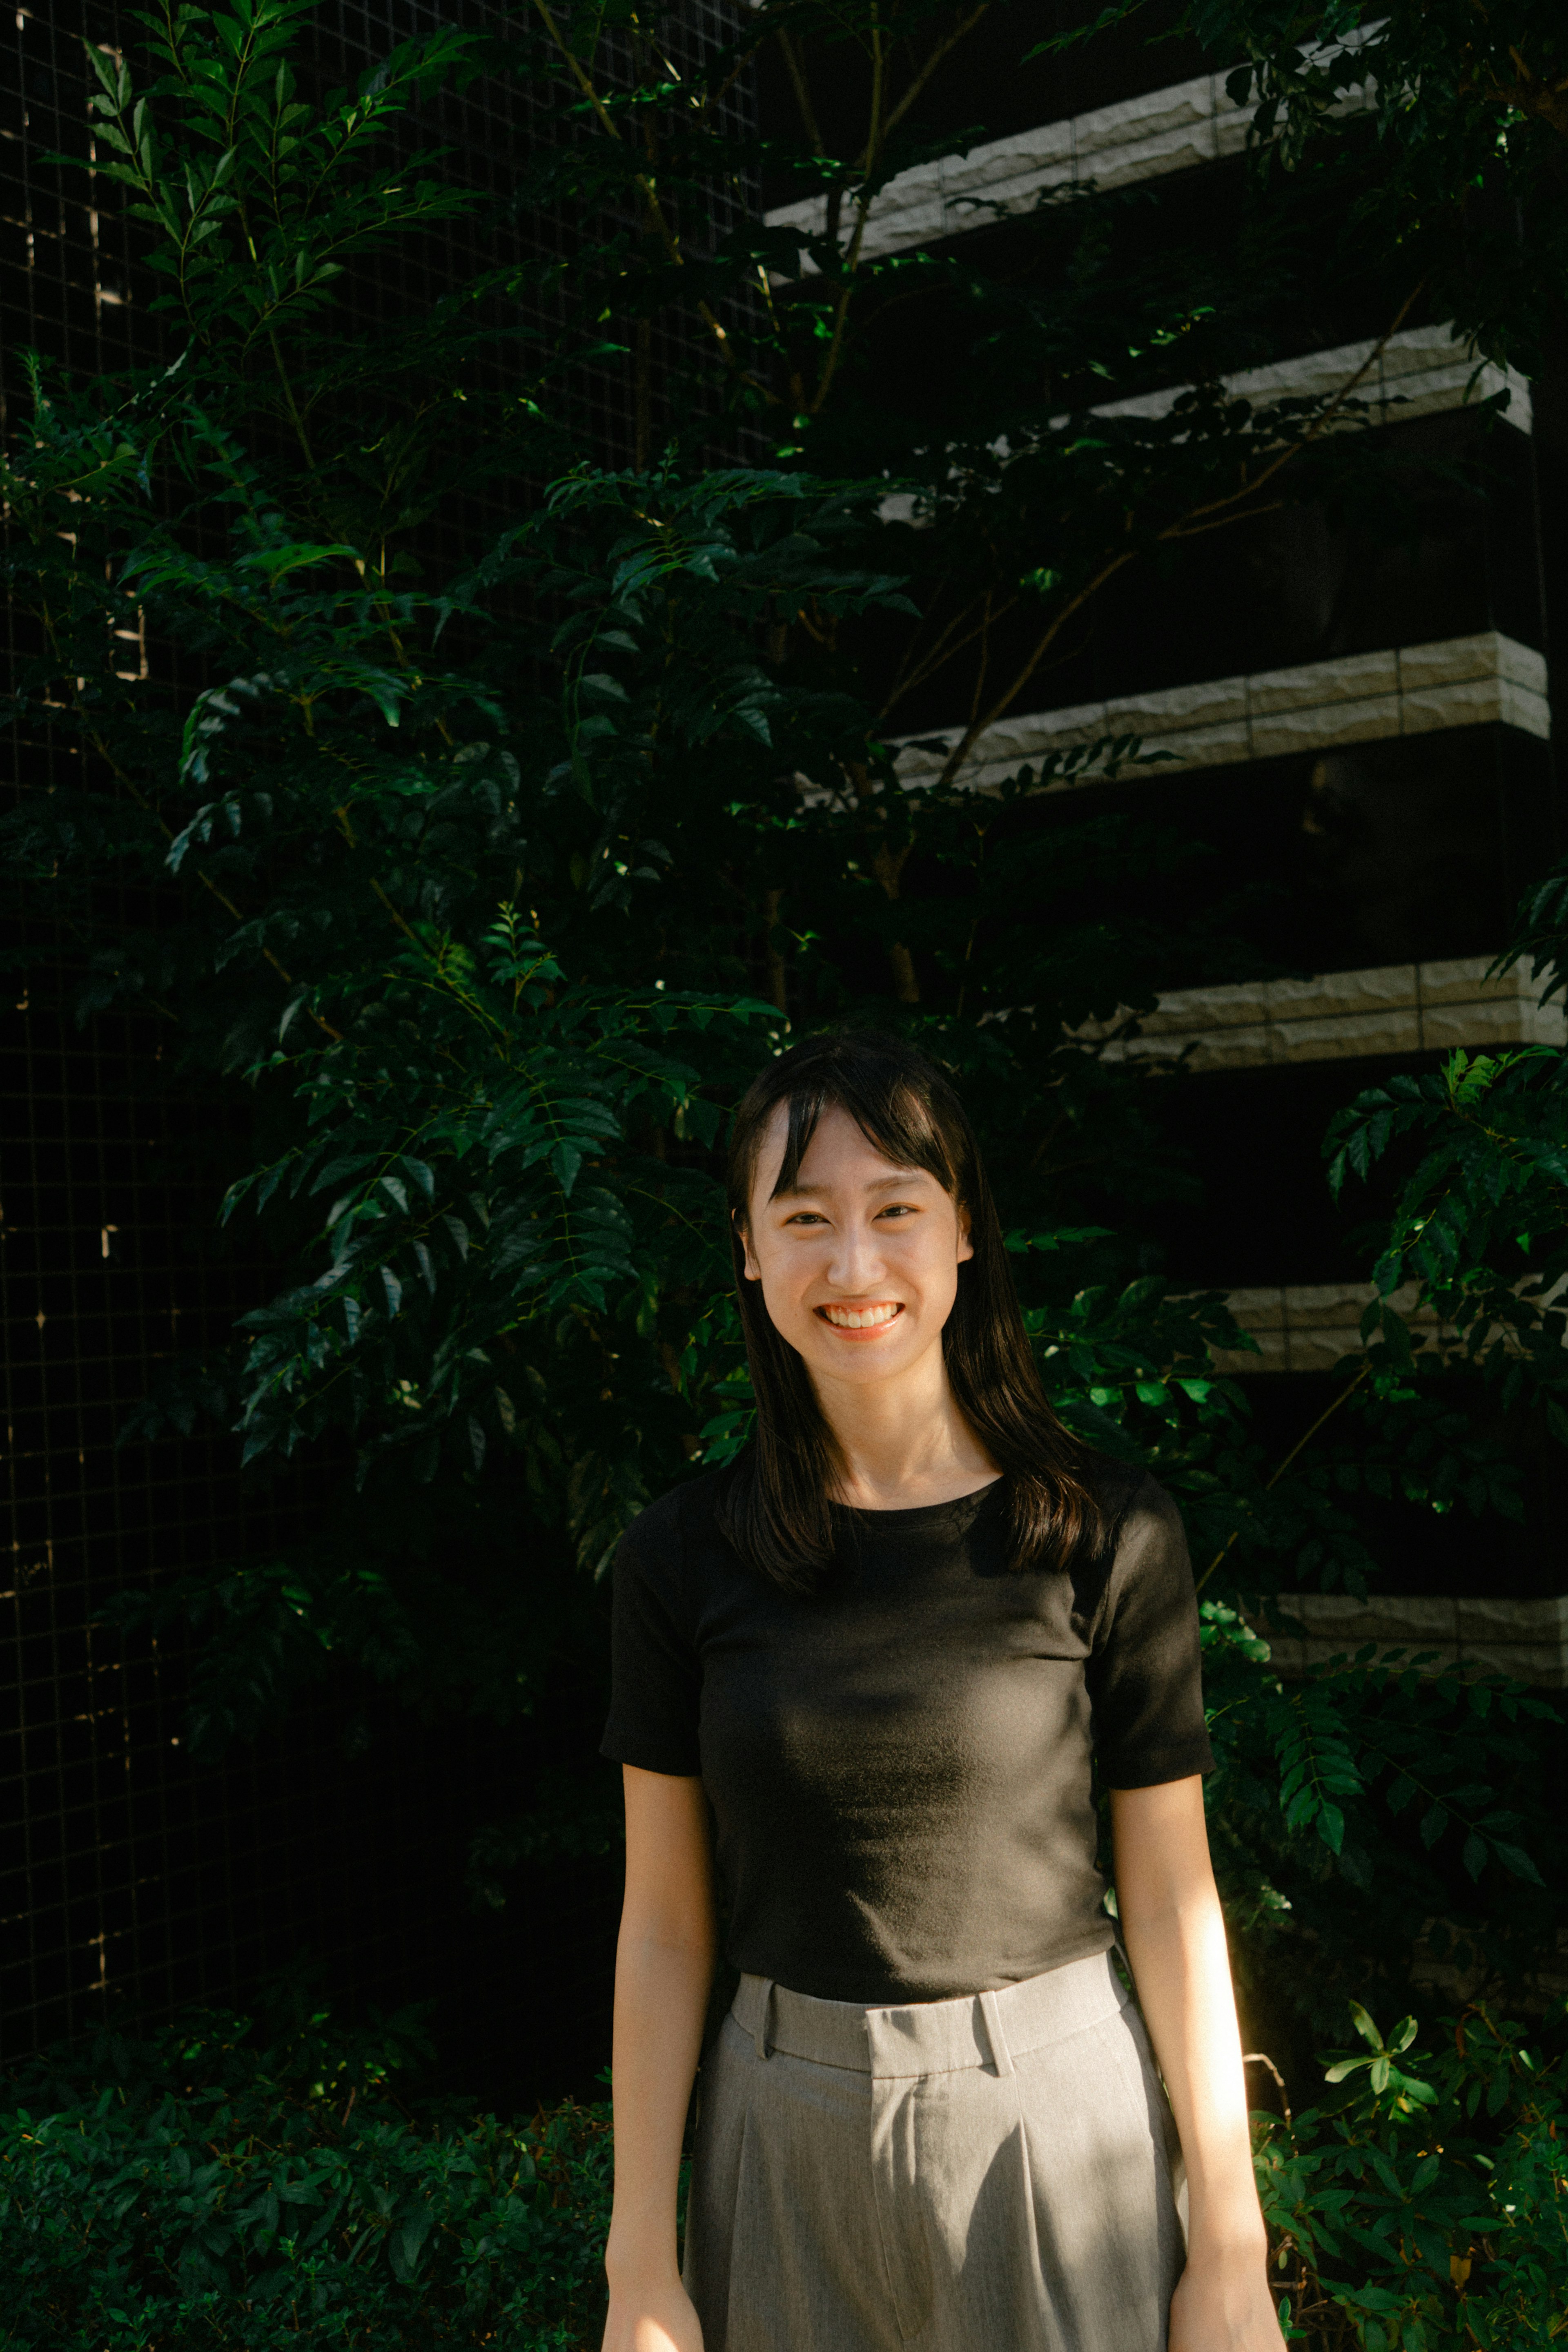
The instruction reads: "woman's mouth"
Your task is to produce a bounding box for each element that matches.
[817,1302,903,1331]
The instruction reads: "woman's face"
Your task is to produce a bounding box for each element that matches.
[740,1101,973,1389]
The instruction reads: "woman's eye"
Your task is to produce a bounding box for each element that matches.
[878,1204,916,1219]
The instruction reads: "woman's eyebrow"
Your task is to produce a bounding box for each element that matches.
[774,1170,927,1200]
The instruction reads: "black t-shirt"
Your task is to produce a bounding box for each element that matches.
[600,1458,1213,2006]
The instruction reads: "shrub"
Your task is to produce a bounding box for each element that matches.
[1258,1999,1568,2350]
[0,2000,613,2349]
[4,1993,1565,2350]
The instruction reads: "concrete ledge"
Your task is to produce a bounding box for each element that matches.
[1212,1282,1426,1375]
[1075,954,1566,1074]
[764,65,1374,261]
[764,74,1251,260]
[874,323,1529,531]
[1256,1590,1568,1688]
[891,632,1550,794]
[1212,1270,1567,1375]
[1076,322,1530,437]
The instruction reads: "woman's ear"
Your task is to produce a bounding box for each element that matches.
[956,1207,975,1266]
[734,1210,762,1282]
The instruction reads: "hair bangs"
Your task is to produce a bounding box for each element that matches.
[764,1072,959,1211]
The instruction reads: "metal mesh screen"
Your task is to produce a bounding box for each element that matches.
[0,0,753,2089]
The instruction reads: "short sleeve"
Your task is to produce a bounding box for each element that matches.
[1086,1477,1214,1788]
[599,1499,703,1777]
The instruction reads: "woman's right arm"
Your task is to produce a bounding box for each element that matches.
[602,1764,718,2352]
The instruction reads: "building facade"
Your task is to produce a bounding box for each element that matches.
[761,10,1566,1689]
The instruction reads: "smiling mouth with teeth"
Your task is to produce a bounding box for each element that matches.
[818,1302,904,1331]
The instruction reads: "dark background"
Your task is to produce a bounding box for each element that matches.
[2,0,1563,2111]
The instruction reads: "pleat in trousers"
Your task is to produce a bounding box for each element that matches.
[683,1948,1186,2352]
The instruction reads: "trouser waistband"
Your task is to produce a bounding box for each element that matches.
[730,1946,1128,2080]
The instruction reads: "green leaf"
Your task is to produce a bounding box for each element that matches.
[1490,1839,1544,1885]
[549,1142,583,1194]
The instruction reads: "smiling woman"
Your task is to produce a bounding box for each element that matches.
[745,1108,977,1380]
[596,1033,1287,2352]
[719,1034,1105,1583]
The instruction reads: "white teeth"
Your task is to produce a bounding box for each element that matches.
[822,1303,901,1329]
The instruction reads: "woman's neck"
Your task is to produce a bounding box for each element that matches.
[815,1347,1001,1511]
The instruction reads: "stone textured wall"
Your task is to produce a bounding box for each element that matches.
[1258,1590,1568,1689]
[1076,954,1567,1072]
[894,633,1550,791]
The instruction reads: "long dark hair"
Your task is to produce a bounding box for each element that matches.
[716,1029,1105,1591]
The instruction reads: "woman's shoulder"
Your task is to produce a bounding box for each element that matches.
[618,1460,739,1580]
[1081,1449,1189,1599]
[1079,1452,1185,1559]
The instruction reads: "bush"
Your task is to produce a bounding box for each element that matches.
[0,2000,613,2349]
[4,1993,1565,2350]
[1259,1999,1568,2350]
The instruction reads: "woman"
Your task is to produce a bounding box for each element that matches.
[599,1031,1285,2352]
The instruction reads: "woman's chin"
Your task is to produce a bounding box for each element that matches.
[802,1329,920,1380]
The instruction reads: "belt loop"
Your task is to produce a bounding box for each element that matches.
[978,1988,1015,2078]
[753,1977,775,2063]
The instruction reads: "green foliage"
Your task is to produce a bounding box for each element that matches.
[0,1999,614,2349]
[1230,1625,1554,1892]
[1171,0,1568,375]
[2,0,1362,1634]
[510,0,1433,785]
[81,0,484,361]
[1198,1605,1560,2038]
[1323,869,1568,1449]
[4,1993,1565,2352]
[3,0,1563,2054]
[1256,1998,1568,2350]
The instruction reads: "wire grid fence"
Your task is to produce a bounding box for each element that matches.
[0,0,754,2082]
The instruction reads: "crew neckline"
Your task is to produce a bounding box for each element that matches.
[830,1476,1007,1529]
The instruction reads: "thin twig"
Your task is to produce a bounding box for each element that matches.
[1243,2050,1295,2134]
[777,28,826,156]
[923,284,1427,790]
[530,0,776,399]
[1195,1364,1371,1595]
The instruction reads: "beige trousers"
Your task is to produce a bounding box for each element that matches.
[683,1950,1186,2352]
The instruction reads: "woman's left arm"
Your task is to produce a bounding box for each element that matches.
[1111,1777,1286,2352]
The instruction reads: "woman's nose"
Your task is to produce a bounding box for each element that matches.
[827,1218,885,1291]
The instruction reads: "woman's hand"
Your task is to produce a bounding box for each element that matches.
[1169,2244,1287,2352]
[601,2274,705,2352]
